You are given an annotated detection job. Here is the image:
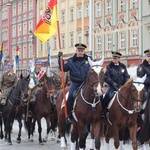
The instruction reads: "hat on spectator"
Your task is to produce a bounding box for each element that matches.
[144,49,150,56]
[50,71,56,76]
[75,43,87,50]
[6,63,13,68]
[111,51,122,58]
[26,68,31,72]
[35,60,42,65]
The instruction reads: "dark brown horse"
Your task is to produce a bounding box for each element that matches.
[24,73,55,144]
[70,57,105,150]
[99,75,146,150]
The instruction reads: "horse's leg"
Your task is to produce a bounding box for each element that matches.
[112,124,120,149]
[16,115,23,143]
[43,116,51,142]
[6,119,13,145]
[0,116,4,139]
[37,118,43,144]
[128,124,138,150]
[90,125,95,150]
[92,122,101,150]
[71,122,78,150]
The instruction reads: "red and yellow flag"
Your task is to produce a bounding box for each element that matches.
[34,0,57,43]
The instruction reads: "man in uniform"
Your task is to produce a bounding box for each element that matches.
[58,43,91,124]
[101,51,130,119]
[30,59,43,103]
[137,49,150,144]
[0,63,18,105]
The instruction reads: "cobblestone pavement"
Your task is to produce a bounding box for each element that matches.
[0,119,149,150]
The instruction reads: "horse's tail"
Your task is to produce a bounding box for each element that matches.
[64,122,71,136]
[119,127,130,144]
[139,99,150,144]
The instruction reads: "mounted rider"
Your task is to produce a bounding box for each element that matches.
[0,63,18,105]
[58,43,91,124]
[29,59,45,103]
[101,51,130,119]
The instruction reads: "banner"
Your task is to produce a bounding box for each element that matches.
[34,0,57,42]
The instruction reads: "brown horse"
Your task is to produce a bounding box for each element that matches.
[99,75,146,150]
[24,73,55,144]
[56,57,104,150]
[70,57,105,150]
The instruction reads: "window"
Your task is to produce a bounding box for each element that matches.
[40,0,43,9]
[107,34,112,50]
[18,24,21,36]
[85,31,89,45]
[40,41,43,51]
[70,33,74,47]
[132,0,137,8]
[77,6,82,19]
[107,1,112,14]
[23,1,27,13]
[18,3,21,15]
[85,4,89,17]
[61,11,65,23]
[132,30,137,47]
[28,45,33,58]
[53,36,57,49]
[120,32,125,49]
[12,25,16,38]
[61,35,65,48]
[28,21,33,32]
[29,0,33,11]
[97,36,102,51]
[120,0,125,11]
[23,23,27,35]
[96,3,101,17]
[13,6,16,16]
[70,9,74,21]
[78,32,82,43]
[23,46,27,59]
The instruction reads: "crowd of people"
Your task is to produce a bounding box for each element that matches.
[0,43,149,144]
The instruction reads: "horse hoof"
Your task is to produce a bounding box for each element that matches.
[43,139,47,142]
[8,141,12,145]
[28,139,34,142]
[51,137,55,141]
[57,139,60,143]
[39,142,44,145]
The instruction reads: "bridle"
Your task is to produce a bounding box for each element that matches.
[116,81,144,114]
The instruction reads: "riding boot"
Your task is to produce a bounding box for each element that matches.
[0,104,2,115]
[101,98,108,119]
[1,98,6,105]
[65,103,73,124]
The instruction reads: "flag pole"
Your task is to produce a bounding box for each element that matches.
[56,4,68,118]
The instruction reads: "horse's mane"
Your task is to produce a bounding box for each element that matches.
[121,78,133,88]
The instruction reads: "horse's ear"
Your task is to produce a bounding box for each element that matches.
[88,57,93,67]
[99,56,104,66]
[26,75,30,80]
[141,74,147,83]
[20,74,23,79]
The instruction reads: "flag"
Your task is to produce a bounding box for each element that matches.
[13,56,16,73]
[46,47,51,67]
[34,0,57,43]
[0,43,3,61]
[15,46,19,66]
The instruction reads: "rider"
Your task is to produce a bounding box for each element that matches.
[58,43,91,124]
[30,59,43,103]
[137,49,150,144]
[0,63,18,105]
[101,51,130,119]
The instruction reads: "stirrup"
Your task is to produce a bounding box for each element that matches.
[28,111,33,117]
[65,117,72,124]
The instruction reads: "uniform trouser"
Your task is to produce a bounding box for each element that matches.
[67,82,81,117]
[102,86,116,109]
[30,86,42,102]
[0,88,10,104]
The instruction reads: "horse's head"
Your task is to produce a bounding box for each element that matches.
[19,74,30,99]
[131,74,146,112]
[43,73,55,96]
[87,57,104,96]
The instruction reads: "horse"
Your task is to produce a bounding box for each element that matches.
[0,74,30,145]
[56,57,104,149]
[70,57,105,150]
[24,73,55,144]
[99,75,147,150]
